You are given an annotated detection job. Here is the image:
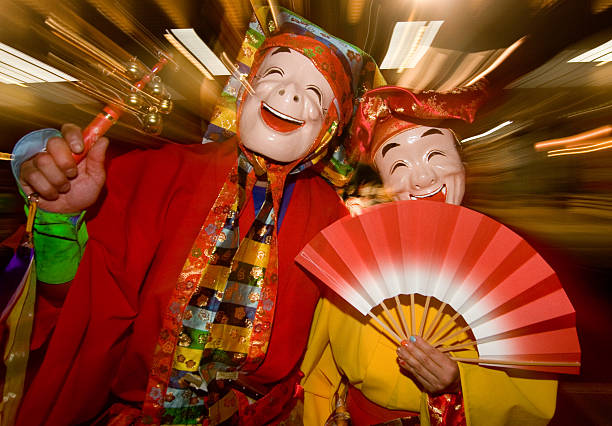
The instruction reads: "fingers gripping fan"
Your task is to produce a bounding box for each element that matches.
[296,200,580,374]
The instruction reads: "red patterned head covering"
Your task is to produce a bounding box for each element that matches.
[237,32,360,177]
[348,80,491,165]
[248,33,353,132]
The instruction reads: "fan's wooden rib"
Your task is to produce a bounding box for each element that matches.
[439,341,477,352]
[433,323,472,348]
[429,312,461,345]
[423,301,447,341]
[418,296,431,337]
[395,295,410,338]
[410,293,415,337]
[450,357,581,367]
[368,311,402,344]
[381,300,407,341]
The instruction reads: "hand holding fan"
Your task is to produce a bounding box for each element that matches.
[296,200,581,374]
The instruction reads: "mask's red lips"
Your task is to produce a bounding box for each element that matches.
[260,102,305,133]
[408,185,447,202]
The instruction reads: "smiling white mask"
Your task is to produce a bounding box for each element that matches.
[374,126,465,205]
[238,48,335,163]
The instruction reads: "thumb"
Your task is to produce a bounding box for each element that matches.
[84,136,109,178]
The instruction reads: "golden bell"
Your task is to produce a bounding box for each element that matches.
[126,92,144,109]
[143,111,162,135]
[158,98,173,115]
[146,76,164,98]
[126,61,142,81]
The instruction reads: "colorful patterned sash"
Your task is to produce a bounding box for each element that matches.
[142,151,288,425]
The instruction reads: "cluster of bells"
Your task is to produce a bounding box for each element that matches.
[125,60,173,135]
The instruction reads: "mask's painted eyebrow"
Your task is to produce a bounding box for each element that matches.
[271,47,291,56]
[381,142,400,157]
[421,128,444,138]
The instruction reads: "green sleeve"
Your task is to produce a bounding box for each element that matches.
[26,205,88,284]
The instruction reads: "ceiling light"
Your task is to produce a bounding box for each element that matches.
[168,28,230,76]
[164,32,214,79]
[0,62,45,83]
[568,39,612,62]
[0,42,76,84]
[346,0,366,24]
[461,121,513,143]
[380,21,443,70]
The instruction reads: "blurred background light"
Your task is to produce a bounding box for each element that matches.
[546,138,612,156]
[167,29,229,76]
[568,39,612,62]
[380,20,443,69]
[462,121,514,143]
[346,0,366,24]
[535,125,612,150]
[0,42,76,84]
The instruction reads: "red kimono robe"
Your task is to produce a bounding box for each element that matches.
[16,138,347,425]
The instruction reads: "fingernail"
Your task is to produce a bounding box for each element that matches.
[59,183,70,192]
[409,335,416,343]
[66,168,77,178]
[71,142,83,153]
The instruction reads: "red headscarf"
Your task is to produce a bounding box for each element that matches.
[236,32,356,178]
[347,80,491,165]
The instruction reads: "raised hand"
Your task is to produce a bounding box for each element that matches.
[396,336,460,395]
[19,123,109,213]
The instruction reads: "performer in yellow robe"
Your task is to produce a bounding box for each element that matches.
[300,85,558,425]
[302,295,557,425]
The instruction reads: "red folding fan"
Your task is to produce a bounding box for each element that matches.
[296,200,581,374]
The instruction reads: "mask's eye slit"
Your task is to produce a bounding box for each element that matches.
[306,85,322,106]
[391,161,408,174]
[427,150,445,161]
[263,67,284,77]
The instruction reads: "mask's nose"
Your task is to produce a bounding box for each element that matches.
[410,163,438,191]
[273,81,303,106]
[277,88,301,104]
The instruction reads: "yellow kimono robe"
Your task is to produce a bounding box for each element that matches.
[300,294,558,426]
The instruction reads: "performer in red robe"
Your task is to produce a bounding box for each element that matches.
[8,9,383,425]
[22,139,346,425]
